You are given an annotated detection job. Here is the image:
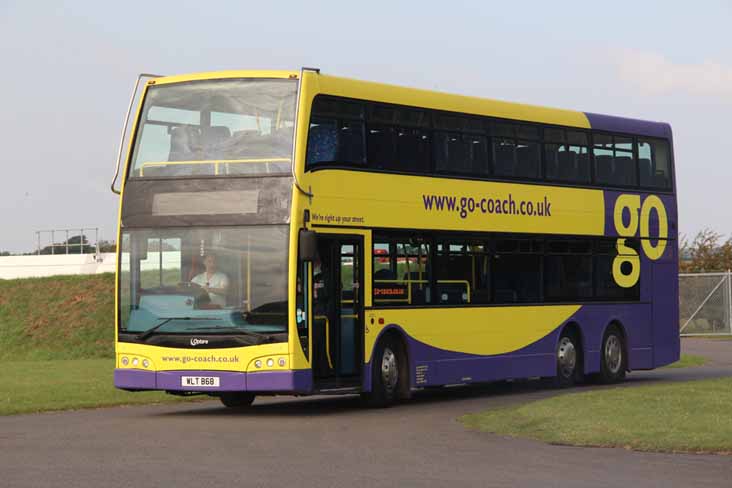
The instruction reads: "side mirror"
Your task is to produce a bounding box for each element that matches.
[299,229,317,262]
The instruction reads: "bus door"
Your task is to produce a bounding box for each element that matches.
[312,236,363,388]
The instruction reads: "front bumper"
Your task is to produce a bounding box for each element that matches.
[114,369,312,393]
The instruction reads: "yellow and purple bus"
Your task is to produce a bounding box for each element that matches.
[112,68,678,407]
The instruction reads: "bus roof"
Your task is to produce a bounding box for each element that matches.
[313,73,672,140]
[150,69,672,140]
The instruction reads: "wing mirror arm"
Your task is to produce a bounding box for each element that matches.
[111,73,164,194]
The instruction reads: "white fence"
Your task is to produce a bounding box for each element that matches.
[680,272,732,336]
[0,253,117,280]
[0,252,184,280]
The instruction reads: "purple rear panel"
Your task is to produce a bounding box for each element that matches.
[601,189,679,368]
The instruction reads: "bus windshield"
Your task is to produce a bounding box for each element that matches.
[129,79,297,178]
[119,225,289,339]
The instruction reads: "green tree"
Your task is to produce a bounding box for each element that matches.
[97,240,116,253]
[680,229,732,272]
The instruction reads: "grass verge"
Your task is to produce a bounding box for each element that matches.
[0,359,199,415]
[0,274,114,360]
[461,378,732,454]
[664,353,707,368]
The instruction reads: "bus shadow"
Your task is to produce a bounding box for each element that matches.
[154,366,729,419]
[154,379,590,418]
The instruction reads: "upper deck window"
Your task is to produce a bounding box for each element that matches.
[638,138,672,189]
[304,95,673,193]
[129,79,297,178]
[544,129,590,183]
[593,134,637,187]
[306,98,366,167]
[492,122,541,180]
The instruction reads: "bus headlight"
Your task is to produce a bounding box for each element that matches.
[119,354,153,369]
[249,356,288,371]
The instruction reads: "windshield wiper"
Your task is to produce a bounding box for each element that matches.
[186,325,276,343]
[137,317,222,341]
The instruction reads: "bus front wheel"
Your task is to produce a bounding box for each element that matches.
[362,336,403,408]
[219,392,255,408]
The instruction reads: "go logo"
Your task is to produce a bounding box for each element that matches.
[612,195,668,288]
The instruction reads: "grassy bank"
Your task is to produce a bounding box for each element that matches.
[461,378,732,454]
[0,359,196,415]
[0,274,114,360]
[0,274,200,415]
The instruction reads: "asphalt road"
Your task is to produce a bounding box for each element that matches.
[2,339,732,488]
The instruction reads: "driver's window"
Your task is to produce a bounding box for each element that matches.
[139,237,182,289]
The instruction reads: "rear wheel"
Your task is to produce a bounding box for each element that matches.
[554,331,582,387]
[361,337,403,408]
[599,325,626,384]
[219,392,255,408]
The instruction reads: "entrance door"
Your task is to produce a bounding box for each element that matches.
[312,236,363,387]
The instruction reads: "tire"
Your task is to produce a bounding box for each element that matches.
[554,330,582,388]
[219,392,255,408]
[598,325,627,384]
[361,336,403,408]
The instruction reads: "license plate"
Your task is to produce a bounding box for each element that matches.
[181,376,220,388]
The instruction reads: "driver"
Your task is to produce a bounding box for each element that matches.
[191,255,230,307]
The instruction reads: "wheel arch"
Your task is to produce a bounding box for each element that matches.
[366,324,412,397]
[558,320,585,369]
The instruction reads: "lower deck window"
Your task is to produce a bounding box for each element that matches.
[372,233,642,306]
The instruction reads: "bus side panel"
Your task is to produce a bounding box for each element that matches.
[367,303,656,389]
[403,329,557,387]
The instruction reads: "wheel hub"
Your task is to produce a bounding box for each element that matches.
[557,337,577,378]
[381,347,398,392]
[605,334,622,374]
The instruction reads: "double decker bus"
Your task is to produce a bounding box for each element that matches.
[112,68,678,407]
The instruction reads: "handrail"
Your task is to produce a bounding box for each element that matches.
[138,158,291,176]
[111,73,163,194]
[314,315,333,369]
[437,280,472,304]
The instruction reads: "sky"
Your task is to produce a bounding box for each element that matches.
[0,0,730,253]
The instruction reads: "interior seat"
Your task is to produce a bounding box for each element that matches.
[595,155,614,184]
[306,123,338,164]
[168,126,201,161]
[202,126,232,159]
